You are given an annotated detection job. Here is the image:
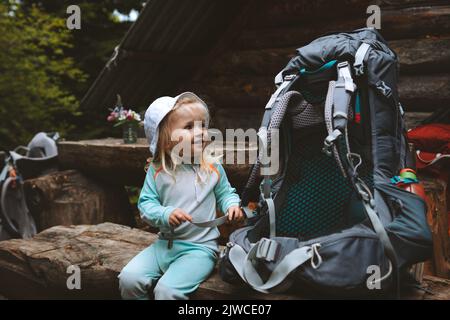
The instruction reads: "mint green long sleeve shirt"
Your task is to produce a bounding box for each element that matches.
[137,163,240,252]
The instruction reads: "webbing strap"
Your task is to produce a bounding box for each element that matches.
[190,214,229,228]
[265,80,291,109]
[323,61,399,290]
[265,197,276,238]
[354,43,371,76]
[228,242,320,293]
[324,81,347,177]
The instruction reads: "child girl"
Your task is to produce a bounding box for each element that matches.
[118,92,243,300]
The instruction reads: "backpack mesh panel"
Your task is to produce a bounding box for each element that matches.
[276,129,373,240]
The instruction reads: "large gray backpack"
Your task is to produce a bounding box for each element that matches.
[219,28,432,297]
[0,132,59,240]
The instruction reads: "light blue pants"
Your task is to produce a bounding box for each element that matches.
[118,239,217,300]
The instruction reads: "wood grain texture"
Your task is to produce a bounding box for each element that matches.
[0,223,448,299]
[23,170,135,231]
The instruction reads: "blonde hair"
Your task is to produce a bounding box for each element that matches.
[148,96,218,179]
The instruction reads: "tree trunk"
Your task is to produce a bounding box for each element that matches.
[23,170,135,231]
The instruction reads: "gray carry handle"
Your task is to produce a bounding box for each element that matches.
[228,241,320,293]
[228,238,393,294]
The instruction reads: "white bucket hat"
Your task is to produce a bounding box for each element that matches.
[144,92,208,155]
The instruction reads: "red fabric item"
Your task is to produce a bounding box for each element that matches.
[407,124,450,153]
[407,124,450,235]
[407,124,450,170]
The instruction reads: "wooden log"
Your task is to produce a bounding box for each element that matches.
[58,138,149,187]
[0,223,295,299]
[422,175,450,279]
[236,6,450,50]
[193,74,450,112]
[209,36,450,77]
[399,74,450,111]
[403,275,450,300]
[213,109,432,136]
[404,112,433,130]
[391,36,450,74]
[23,170,135,231]
[0,223,448,299]
[0,223,157,299]
[246,0,450,29]
[58,139,255,190]
[213,108,432,132]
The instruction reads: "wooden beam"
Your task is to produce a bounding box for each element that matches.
[182,0,259,85]
[57,138,149,186]
[404,112,433,129]
[57,139,255,189]
[236,6,450,50]
[208,36,450,77]
[399,74,450,111]
[246,0,450,29]
[192,74,450,112]
[390,36,450,74]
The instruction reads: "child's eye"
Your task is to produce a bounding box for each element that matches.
[185,124,193,130]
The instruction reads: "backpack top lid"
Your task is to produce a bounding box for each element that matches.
[298,60,338,104]
[281,28,394,81]
[9,132,58,163]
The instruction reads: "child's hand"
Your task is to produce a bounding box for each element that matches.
[227,205,244,223]
[169,208,192,227]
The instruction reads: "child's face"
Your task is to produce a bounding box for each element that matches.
[166,102,208,158]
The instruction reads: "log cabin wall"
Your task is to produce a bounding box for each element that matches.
[179,0,450,132]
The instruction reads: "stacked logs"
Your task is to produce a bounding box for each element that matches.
[181,0,450,131]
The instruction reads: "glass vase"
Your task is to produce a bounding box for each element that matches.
[122,122,138,144]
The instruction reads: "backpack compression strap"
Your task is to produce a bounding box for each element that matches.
[228,239,323,293]
[322,61,400,290]
[241,73,298,207]
[242,91,302,238]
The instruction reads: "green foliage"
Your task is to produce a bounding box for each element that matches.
[19,0,143,96]
[0,1,144,149]
[0,3,87,150]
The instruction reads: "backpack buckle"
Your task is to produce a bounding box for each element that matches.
[322,129,342,156]
[354,43,371,77]
[354,64,364,77]
[376,80,392,98]
[256,238,280,262]
[337,62,356,92]
[221,242,235,258]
